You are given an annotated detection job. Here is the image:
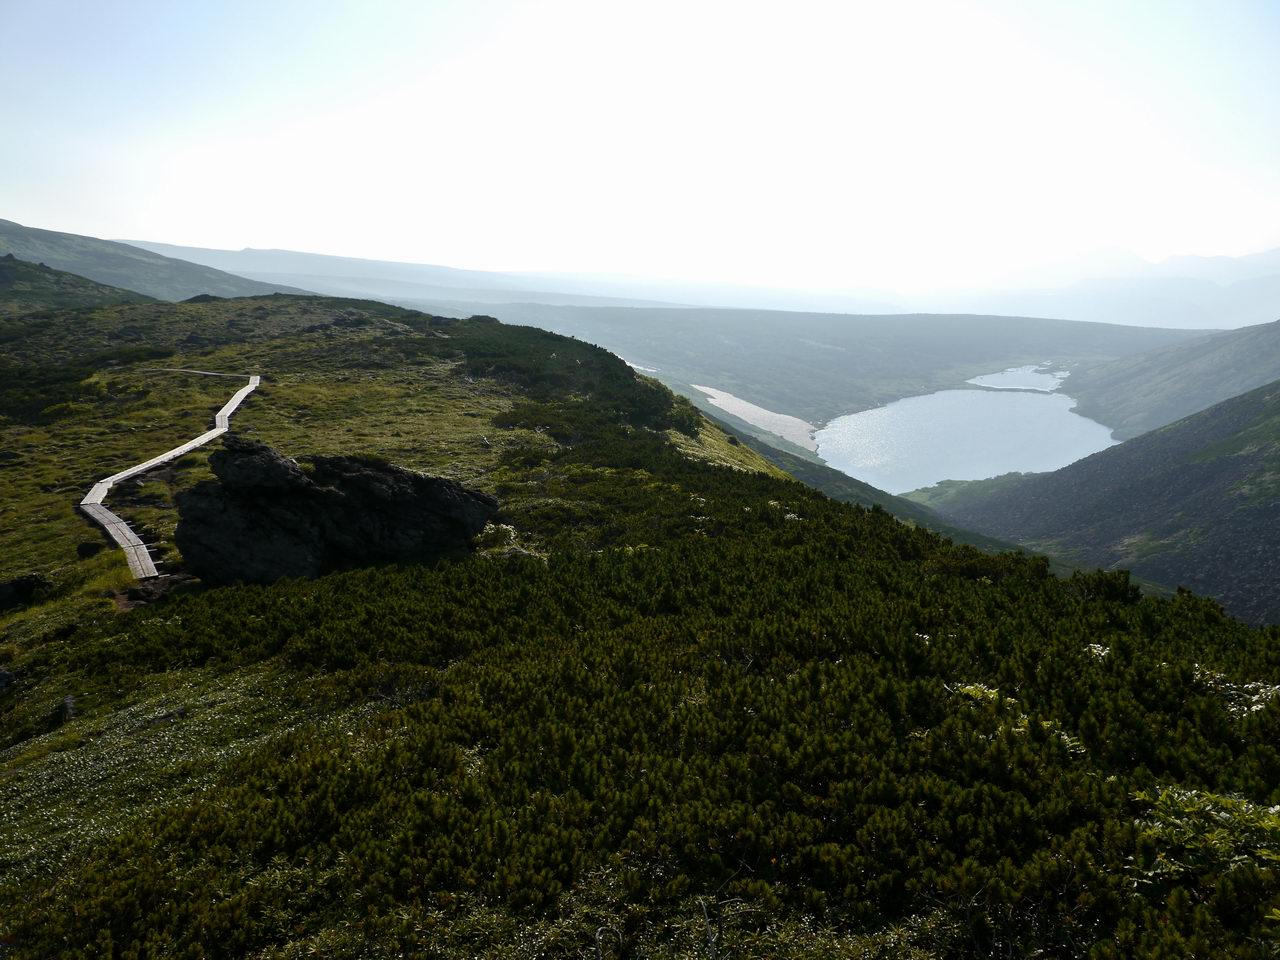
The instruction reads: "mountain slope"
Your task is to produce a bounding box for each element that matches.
[908,380,1280,623]
[3,295,1280,957]
[0,254,153,316]
[1067,319,1280,439]
[0,220,308,301]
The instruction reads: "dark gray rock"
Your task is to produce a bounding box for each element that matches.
[175,435,499,585]
[209,434,309,491]
[0,574,51,611]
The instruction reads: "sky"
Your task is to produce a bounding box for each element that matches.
[3,0,1279,294]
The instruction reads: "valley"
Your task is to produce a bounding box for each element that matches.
[460,303,1202,426]
[3,284,1279,958]
[4,226,1277,628]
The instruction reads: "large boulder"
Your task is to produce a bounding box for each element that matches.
[175,435,498,585]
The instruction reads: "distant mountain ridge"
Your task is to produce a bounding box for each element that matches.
[0,220,308,301]
[923,244,1280,330]
[907,379,1280,624]
[123,233,1280,327]
[125,239,909,314]
[1152,246,1280,284]
[123,240,684,308]
[936,272,1280,331]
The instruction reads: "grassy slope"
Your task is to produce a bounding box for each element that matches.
[2,297,1280,958]
[708,416,1020,553]
[0,255,153,316]
[457,302,1206,425]
[1068,319,1280,439]
[905,380,1280,624]
[0,219,308,301]
[904,472,1028,514]
[0,296,767,593]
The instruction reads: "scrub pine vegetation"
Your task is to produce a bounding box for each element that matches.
[2,292,1279,958]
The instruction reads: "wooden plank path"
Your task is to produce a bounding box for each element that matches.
[79,374,261,579]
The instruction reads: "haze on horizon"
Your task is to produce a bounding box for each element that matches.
[3,0,1279,297]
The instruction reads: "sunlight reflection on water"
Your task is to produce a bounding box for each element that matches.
[815,387,1115,494]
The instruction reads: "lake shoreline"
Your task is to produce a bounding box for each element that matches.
[814,365,1116,493]
[690,383,819,451]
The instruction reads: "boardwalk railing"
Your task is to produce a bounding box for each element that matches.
[79,374,261,579]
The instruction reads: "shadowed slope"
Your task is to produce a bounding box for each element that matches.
[909,379,1280,623]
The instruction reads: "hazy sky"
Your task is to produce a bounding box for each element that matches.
[3,0,1279,292]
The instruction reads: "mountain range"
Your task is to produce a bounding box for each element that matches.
[932,269,1280,330]
[130,235,1280,330]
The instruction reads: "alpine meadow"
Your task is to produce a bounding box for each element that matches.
[3,3,1280,958]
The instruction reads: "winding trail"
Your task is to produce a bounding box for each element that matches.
[80,373,261,579]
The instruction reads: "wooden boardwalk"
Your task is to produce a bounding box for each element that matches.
[79,374,261,579]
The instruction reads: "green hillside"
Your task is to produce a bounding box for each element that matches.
[1068,319,1280,439]
[2,297,1280,958]
[0,219,309,301]
[0,254,153,316]
[718,420,1021,555]
[905,380,1280,624]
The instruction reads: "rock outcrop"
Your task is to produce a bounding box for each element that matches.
[175,435,498,585]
